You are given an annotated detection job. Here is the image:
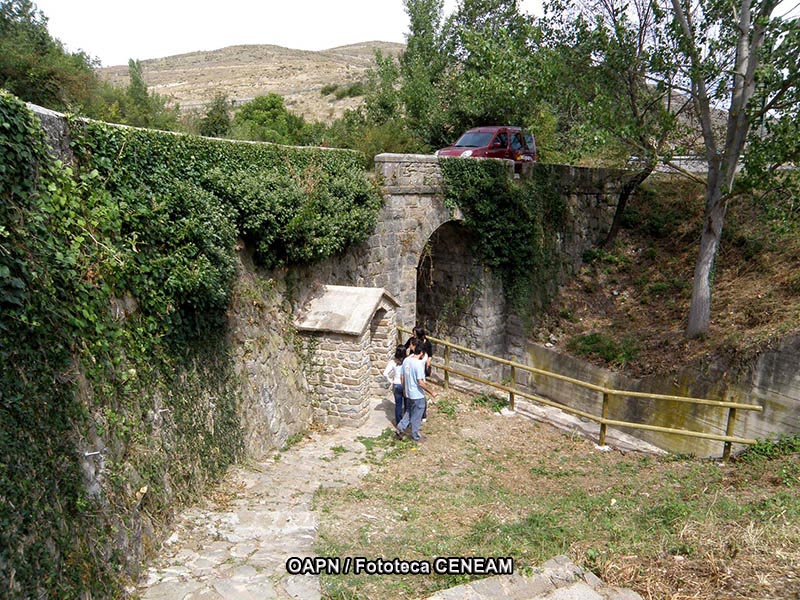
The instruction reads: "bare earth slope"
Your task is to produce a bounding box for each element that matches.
[98,41,403,123]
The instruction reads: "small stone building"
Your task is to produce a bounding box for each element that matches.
[295,285,399,427]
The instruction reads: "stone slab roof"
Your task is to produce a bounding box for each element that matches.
[294,285,398,336]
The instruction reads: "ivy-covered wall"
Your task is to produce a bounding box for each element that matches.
[0,92,382,598]
[439,158,568,324]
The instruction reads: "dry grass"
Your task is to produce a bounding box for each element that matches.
[315,390,800,599]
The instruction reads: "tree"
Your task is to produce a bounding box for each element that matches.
[0,0,97,111]
[545,0,799,337]
[231,93,308,144]
[363,51,402,126]
[362,0,547,149]
[663,0,799,337]
[198,93,231,138]
[542,0,690,245]
[121,59,180,130]
[400,0,449,145]
[442,0,540,133]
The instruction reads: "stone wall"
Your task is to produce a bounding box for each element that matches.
[305,329,373,426]
[294,154,625,383]
[368,304,399,403]
[505,164,624,360]
[416,222,507,379]
[293,154,462,331]
[228,252,314,457]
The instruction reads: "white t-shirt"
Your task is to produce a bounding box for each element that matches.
[383,360,402,385]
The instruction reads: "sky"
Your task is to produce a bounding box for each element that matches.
[34,0,544,68]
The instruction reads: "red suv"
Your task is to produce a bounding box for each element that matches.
[435,126,537,166]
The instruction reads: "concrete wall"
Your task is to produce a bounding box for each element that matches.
[518,337,800,458]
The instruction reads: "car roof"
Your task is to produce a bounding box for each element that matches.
[464,126,523,133]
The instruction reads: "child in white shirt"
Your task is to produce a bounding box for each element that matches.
[383,345,407,425]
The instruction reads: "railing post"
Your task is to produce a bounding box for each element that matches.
[723,406,737,461]
[397,328,403,347]
[599,392,609,446]
[509,365,516,412]
[444,337,451,391]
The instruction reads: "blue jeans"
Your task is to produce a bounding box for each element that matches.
[397,396,426,441]
[392,384,405,425]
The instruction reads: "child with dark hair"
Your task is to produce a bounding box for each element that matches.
[383,344,407,425]
[404,326,433,376]
[404,326,434,421]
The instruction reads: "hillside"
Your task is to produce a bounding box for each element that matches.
[98,41,404,123]
[531,174,800,377]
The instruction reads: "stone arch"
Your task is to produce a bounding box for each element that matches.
[389,201,465,330]
[415,222,481,335]
[414,221,507,379]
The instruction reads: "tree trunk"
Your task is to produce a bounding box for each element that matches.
[686,184,727,338]
[600,166,653,248]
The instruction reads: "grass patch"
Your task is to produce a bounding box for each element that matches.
[567,333,639,366]
[280,432,305,451]
[435,395,459,418]
[314,392,800,599]
[738,434,800,461]
[471,392,509,413]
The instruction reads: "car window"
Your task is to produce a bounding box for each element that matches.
[510,132,524,151]
[494,132,508,148]
[524,133,535,151]
[454,132,494,147]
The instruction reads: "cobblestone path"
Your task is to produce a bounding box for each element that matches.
[137,396,645,600]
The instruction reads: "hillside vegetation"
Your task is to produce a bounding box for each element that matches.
[531,174,800,377]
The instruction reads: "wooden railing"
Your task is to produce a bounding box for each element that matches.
[398,327,763,459]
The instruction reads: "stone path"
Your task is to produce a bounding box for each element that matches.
[138,397,644,600]
[138,400,390,600]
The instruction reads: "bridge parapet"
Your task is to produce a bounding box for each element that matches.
[375,153,445,194]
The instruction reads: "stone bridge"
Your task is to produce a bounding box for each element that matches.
[297,153,800,457]
[297,153,625,363]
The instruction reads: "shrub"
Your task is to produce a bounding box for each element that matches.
[439,160,566,322]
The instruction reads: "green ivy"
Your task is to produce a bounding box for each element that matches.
[1,91,383,598]
[1,89,119,597]
[439,159,566,323]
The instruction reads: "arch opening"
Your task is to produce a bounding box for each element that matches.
[415,222,507,379]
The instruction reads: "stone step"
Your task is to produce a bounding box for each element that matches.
[424,555,642,600]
